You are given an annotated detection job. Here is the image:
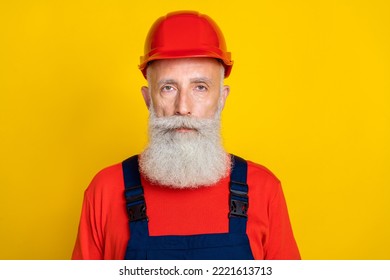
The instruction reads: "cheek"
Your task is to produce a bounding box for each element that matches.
[151,97,175,117]
[195,96,221,118]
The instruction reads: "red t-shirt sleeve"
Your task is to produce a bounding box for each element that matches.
[72,164,128,260]
[72,181,104,259]
[264,182,301,259]
[246,161,300,260]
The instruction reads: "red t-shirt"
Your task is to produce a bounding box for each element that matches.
[72,159,300,260]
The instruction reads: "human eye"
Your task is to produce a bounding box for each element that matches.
[194,84,208,92]
[160,85,176,93]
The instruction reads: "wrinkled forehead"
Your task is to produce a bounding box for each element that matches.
[146,57,225,83]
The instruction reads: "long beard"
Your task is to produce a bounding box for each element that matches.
[139,109,230,189]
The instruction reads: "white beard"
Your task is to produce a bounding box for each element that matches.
[139,109,230,189]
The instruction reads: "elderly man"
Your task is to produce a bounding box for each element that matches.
[72,11,300,260]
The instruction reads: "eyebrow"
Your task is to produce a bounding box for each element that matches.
[157,79,177,87]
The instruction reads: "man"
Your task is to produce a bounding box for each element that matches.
[72,11,300,260]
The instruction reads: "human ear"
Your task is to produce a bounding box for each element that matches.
[219,85,230,110]
[141,86,151,109]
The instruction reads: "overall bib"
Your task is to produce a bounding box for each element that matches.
[122,154,254,260]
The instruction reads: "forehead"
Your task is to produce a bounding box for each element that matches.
[147,58,223,82]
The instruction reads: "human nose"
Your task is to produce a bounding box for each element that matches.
[174,90,191,116]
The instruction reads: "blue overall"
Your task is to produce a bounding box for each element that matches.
[122,154,254,260]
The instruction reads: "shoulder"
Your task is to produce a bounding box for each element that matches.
[84,162,124,200]
[89,163,123,187]
[244,159,283,202]
[246,160,281,185]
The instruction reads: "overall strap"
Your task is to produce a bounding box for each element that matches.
[229,154,249,233]
[122,154,249,232]
[122,155,148,222]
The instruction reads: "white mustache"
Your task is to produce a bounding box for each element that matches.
[150,115,219,135]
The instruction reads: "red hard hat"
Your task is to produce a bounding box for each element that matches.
[139,11,233,79]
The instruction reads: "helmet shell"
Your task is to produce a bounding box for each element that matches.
[139,11,233,78]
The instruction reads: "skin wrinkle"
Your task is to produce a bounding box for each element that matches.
[139,58,230,188]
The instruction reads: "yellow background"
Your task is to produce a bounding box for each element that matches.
[1,0,389,259]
